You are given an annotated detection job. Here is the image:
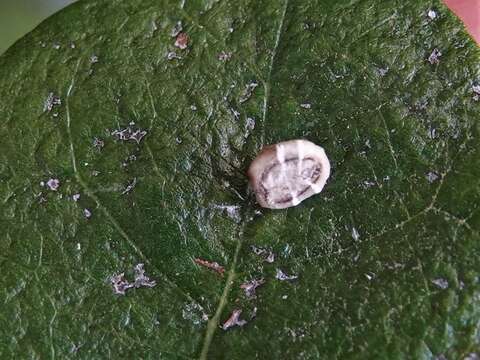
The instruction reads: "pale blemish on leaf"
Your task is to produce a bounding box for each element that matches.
[427,9,437,20]
[83,208,92,219]
[275,269,298,281]
[174,32,189,50]
[248,139,330,209]
[46,178,60,191]
[110,264,156,295]
[432,278,449,289]
[251,245,275,263]
[43,92,61,113]
[428,48,442,64]
[240,278,265,299]
[221,309,247,330]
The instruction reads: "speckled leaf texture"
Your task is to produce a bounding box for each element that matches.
[1,0,479,359]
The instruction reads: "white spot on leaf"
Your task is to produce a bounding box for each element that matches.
[83,208,92,219]
[276,268,298,281]
[351,227,360,241]
[428,48,442,64]
[432,278,449,289]
[46,178,60,191]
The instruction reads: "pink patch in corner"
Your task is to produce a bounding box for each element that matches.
[443,0,480,44]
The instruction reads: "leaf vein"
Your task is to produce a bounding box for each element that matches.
[65,60,199,305]
[199,1,290,356]
[261,0,290,145]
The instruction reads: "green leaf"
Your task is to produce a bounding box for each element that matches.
[1,0,479,358]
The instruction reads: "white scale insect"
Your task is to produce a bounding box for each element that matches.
[248,139,331,209]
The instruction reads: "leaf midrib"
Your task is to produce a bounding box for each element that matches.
[198,0,290,358]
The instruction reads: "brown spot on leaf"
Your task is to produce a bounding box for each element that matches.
[175,32,189,50]
[221,309,247,330]
[194,258,225,276]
